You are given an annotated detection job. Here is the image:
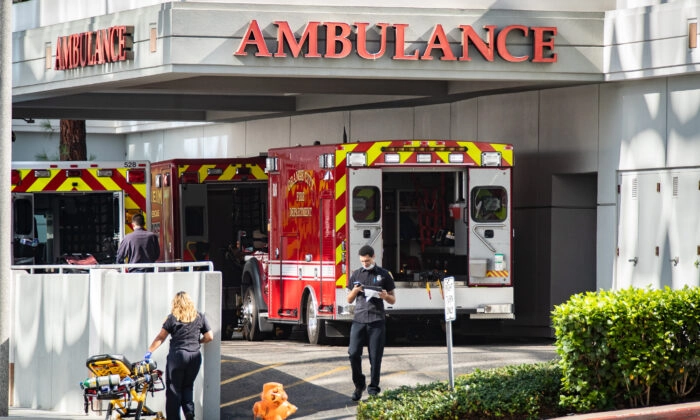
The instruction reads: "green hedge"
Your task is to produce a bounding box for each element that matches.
[356,361,564,420]
[552,286,700,412]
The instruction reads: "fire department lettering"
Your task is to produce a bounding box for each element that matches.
[287,170,315,192]
[289,207,312,217]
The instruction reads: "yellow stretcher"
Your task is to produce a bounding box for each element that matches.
[81,354,166,420]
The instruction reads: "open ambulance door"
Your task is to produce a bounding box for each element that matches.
[348,168,383,272]
[113,192,124,241]
[12,193,36,265]
[467,168,512,286]
[179,183,209,261]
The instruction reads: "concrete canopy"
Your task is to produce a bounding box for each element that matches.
[12,2,605,123]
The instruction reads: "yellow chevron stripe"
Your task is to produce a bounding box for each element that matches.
[492,144,514,166]
[91,170,123,190]
[198,166,209,180]
[436,151,451,163]
[124,195,137,209]
[335,244,345,288]
[336,273,347,288]
[221,165,237,180]
[131,184,147,199]
[56,179,90,191]
[24,174,52,191]
[336,206,346,232]
[336,244,343,264]
[250,165,267,180]
[466,143,483,166]
[335,174,346,200]
[366,141,391,165]
[340,143,358,154]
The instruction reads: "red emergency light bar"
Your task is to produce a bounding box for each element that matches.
[11,170,20,185]
[126,169,146,184]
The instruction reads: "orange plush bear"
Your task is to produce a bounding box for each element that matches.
[252,382,298,420]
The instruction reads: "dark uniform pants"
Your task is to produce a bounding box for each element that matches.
[348,320,386,394]
[166,349,202,419]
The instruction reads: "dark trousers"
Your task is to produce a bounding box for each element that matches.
[166,349,202,419]
[348,320,386,394]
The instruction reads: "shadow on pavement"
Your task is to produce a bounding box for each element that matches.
[219,355,356,420]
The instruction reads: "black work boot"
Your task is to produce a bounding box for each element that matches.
[351,383,366,401]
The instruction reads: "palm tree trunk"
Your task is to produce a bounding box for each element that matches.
[59,119,87,161]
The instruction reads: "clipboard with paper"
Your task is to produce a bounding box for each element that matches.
[362,285,382,300]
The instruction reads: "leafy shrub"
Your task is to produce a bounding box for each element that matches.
[552,286,700,413]
[357,361,563,420]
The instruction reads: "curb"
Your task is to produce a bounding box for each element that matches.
[550,401,700,419]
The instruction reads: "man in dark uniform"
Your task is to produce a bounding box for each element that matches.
[116,213,160,272]
[346,245,396,401]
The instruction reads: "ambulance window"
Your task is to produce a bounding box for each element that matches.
[352,186,380,223]
[13,198,33,236]
[185,206,205,236]
[471,187,507,222]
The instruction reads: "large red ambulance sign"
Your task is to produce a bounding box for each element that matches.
[234,20,557,63]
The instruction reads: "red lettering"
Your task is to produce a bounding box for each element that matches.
[274,21,320,58]
[110,27,120,62]
[392,24,419,60]
[355,22,389,60]
[102,28,113,62]
[53,25,133,70]
[94,30,105,64]
[54,37,65,70]
[325,22,352,58]
[79,33,88,67]
[86,32,95,65]
[421,24,456,61]
[234,20,272,57]
[117,26,127,60]
[69,34,80,69]
[532,26,557,63]
[459,25,495,61]
[497,25,529,62]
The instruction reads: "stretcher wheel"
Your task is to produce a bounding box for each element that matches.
[134,401,143,420]
[105,402,115,420]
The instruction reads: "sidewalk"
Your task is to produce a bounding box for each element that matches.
[3,401,700,419]
[552,401,700,419]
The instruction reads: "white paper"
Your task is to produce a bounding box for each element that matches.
[364,288,381,300]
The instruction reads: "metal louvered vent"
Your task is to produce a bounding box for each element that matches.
[632,178,638,199]
[673,176,679,197]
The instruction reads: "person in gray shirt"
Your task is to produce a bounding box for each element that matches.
[346,245,396,401]
[116,213,160,272]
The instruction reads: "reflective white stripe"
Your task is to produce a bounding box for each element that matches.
[268,261,335,280]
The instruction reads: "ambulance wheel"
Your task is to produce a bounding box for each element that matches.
[242,287,264,341]
[306,298,327,345]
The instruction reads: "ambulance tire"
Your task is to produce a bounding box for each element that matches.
[306,298,327,345]
[242,287,264,341]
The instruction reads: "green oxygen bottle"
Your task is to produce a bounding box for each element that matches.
[81,374,120,389]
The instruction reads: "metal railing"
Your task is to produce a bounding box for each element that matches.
[11,261,214,274]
